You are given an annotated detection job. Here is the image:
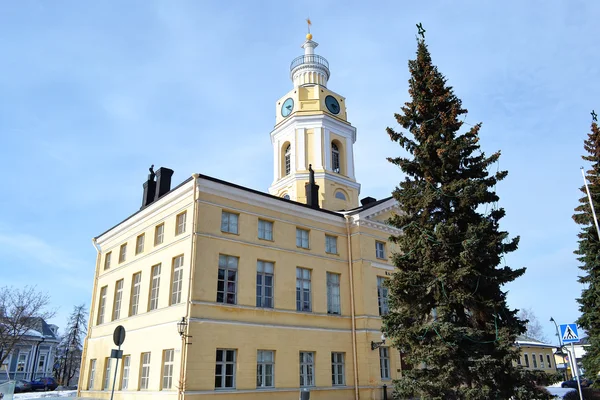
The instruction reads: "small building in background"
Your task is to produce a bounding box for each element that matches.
[0,318,60,382]
[515,336,557,373]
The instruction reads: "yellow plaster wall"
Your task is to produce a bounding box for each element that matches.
[516,345,556,371]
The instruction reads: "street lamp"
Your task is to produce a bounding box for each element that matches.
[550,317,563,348]
[177,317,192,343]
[371,334,386,351]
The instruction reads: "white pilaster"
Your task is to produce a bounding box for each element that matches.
[345,136,355,179]
[313,127,324,169]
[273,140,280,181]
[323,128,331,171]
[296,128,306,170]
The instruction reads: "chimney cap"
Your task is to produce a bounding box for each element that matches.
[360,196,377,206]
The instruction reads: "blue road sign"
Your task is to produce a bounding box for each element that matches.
[560,323,580,344]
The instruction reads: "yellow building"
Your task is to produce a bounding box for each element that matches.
[79,33,403,400]
[514,336,556,373]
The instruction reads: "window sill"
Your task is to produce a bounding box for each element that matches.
[221,230,240,236]
[376,257,387,261]
[258,237,274,242]
[325,252,339,256]
[296,246,311,250]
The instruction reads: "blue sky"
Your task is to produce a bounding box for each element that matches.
[1,0,599,343]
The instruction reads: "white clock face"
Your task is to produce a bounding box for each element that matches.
[281,98,294,117]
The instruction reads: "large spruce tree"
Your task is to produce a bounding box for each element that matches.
[573,117,600,381]
[382,32,552,399]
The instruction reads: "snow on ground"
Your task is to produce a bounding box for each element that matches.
[14,390,76,399]
[546,386,576,398]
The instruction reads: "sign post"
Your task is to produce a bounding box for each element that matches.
[110,326,126,400]
[560,323,583,400]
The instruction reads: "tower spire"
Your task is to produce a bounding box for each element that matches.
[290,20,330,87]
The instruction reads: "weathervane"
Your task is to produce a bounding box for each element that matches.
[416,23,426,39]
[307,18,311,34]
[592,109,598,122]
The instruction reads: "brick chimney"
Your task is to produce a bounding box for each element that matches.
[154,167,174,201]
[304,164,320,209]
[141,165,156,209]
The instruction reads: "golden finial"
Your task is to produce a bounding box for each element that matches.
[306,18,312,40]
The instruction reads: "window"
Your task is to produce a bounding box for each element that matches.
[215,349,236,389]
[103,357,111,390]
[119,243,127,263]
[284,145,291,176]
[532,353,538,368]
[176,212,187,235]
[121,355,130,390]
[327,272,341,315]
[517,355,522,365]
[88,359,96,389]
[149,264,161,311]
[380,347,390,380]
[331,352,345,386]
[256,261,274,308]
[130,272,142,316]
[112,279,124,321]
[375,241,386,259]
[140,352,151,390]
[296,268,312,312]
[220,211,239,234]
[332,142,340,173]
[325,235,337,254]
[16,352,28,372]
[296,228,309,249]
[162,349,174,390]
[256,350,274,388]
[546,354,552,369]
[155,223,164,246]
[136,234,145,255]
[97,286,107,325]
[258,219,273,241]
[1,354,10,371]
[539,354,544,369]
[524,353,530,367]
[37,353,47,372]
[299,352,314,387]
[335,191,346,200]
[104,252,112,270]
[377,277,389,316]
[171,255,184,305]
[217,255,238,304]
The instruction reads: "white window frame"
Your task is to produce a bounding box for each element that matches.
[296,267,312,312]
[155,223,164,246]
[162,349,174,390]
[221,211,239,234]
[130,272,142,316]
[539,354,544,369]
[140,352,151,390]
[171,255,184,305]
[176,212,187,235]
[296,228,309,249]
[284,145,291,176]
[113,279,124,321]
[331,142,340,173]
[119,243,127,263]
[325,235,337,254]
[149,264,161,311]
[215,349,236,389]
[327,272,341,315]
[217,255,238,304]
[136,234,145,255]
[258,219,273,241]
[1,354,11,372]
[546,354,552,369]
[379,347,390,380]
[524,353,530,367]
[16,352,28,372]
[97,286,107,325]
[331,352,345,386]
[532,353,537,368]
[299,351,314,387]
[37,352,47,373]
[256,261,274,308]
[103,357,111,390]
[104,251,111,270]
[256,350,274,388]
[88,359,96,390]
[121,355,130,390]
[375,241,386,259]
[377,277,389,316]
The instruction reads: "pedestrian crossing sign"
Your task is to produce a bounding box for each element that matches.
[560,323,580,344]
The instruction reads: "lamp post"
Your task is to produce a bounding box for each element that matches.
[550,317,563,348]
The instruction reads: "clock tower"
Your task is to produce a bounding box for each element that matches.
[268,33,360,211]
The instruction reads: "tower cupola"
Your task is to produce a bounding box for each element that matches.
[290,38,330,87]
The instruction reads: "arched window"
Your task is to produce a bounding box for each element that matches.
[332,143,340,173]
[335,191,346,200]
[285,145,291,176]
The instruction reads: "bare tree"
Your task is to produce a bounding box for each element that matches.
[518,307,549,343]
[0,286,55,366]
[54,304,87,386]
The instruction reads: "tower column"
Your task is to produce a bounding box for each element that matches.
[313,128,324,170]
[324,128,331,171]
[296,128,307,170]
[346,136,355,178]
